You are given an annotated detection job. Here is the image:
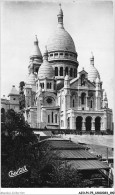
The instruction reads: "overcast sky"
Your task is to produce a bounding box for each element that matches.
[1,0,114,111]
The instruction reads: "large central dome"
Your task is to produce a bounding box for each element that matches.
[46,5,79,83]
[47,27,76,53]
[47,5,76,54]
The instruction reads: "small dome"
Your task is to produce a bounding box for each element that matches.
[38,48,54,79]
[8,85,19,96]
[88,65,100,82]
[27,73,36,85]
[87,53,100,82]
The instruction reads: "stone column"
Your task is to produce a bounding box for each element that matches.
[58,67,60,76]
[64,68,65,76]
[78,95,81,110]
[44,79,47,91]
[91,118,95,131]
[70,115,75,129]
[41,108,44,123]
[82,118,86,131]
[104,116,107,131]
[68,68,70,77]
[95,97,98,110]
[86,96,89,110]
[101,121,104,131]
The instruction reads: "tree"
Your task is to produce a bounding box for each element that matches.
[1,109,38,187]
[2,109,29,135]
[19,81,25,110]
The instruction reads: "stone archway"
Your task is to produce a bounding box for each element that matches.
[86,116,92,131]
[76,116,82,131]
[95,116,101,131]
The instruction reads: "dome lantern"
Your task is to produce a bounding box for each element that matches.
[90,52,94,66]
[43,46,48,61]
[57,3,64,29]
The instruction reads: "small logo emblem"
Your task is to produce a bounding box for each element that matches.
[8,166,28,177]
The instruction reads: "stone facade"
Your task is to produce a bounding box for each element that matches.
[24,6,113,132]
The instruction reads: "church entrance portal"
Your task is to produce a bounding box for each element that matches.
[95,117,101,131]
[86,116,92,131]
[76,116,82,131]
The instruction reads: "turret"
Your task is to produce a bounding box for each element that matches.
[103,91,108,108]
[37,46,55,93]
[64,75,70,89]
[28,35,42,74]
[95,76,101,90]
[95,76,101,110]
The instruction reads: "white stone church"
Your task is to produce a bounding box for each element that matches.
[24,6,113,131]
[2,5,113,132]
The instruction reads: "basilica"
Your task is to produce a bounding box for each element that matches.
[2,6,113,132]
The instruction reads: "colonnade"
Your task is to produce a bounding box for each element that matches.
[69,115,106,131]
[55,66,77,78]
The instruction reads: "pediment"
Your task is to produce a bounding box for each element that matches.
[70,77,95,89]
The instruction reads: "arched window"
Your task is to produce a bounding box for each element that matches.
[60,67,63,76]
[52,112,53,123]
[48,115,50,123]
[55,114,57,123]
[54,53,58,56]
[65,53,68,57]
[70,68,73,77]
[81,93,86,104]
[60,53,63,56]
[47,83,50,89]
[41,83,44,89]
[91,100,93,108]
[81,74,85,86]
[55,67,58,76]
[65,67,68,75]
[61,120,64,127]
[73,99,75,107]
[74,69,77,78]
[50,83,52,89]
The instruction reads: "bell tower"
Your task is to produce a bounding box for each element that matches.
[28,35,43,75]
